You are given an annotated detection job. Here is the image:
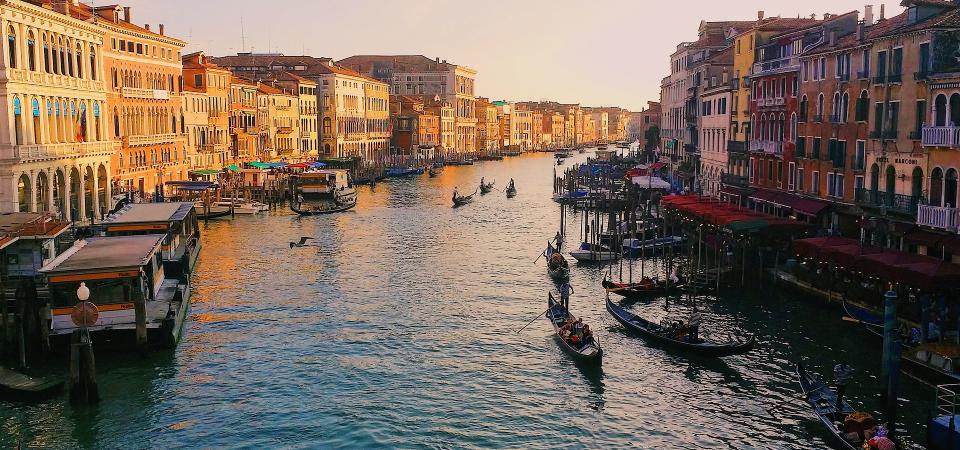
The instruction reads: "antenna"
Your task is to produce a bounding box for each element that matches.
[240,16,247,53]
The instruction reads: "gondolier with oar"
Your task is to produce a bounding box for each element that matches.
[452,186,459,203]
[554,231,564,252]
[559,281,574,310]
[688,309,702,341]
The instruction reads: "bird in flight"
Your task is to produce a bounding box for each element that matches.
[289,237,318,248]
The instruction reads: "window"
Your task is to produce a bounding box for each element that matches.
[797,167,805,191]
[874,103,884,134]
[919,42,931,75]
[812,171,820,194]
[855,175,865,191]
[788,162,796,190]
[7,27,16,69]
[892,47,903,77]
[26,33,35,71]
[813,137,822,159]
[861,50,870,78]
[856,91,869,122]
[819,57,826,79]
[855,140,866,170]
[194,74,203,87]
[767,160,773,180]
[89,46,96,80]
[877,50,888,79]
[915,100,927,137]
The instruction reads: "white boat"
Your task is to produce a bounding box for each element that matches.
[569,242,620,262]
[220,197,269,212]
[213,200,262,214]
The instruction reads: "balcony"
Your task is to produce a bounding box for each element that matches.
[727,140,748,154]
[126,133,179,146]
[873,74,886,84]
[13,141,114,162]
[917,205,959,232]
[855,188,922,216]
[722,173,749,187]
[5,68,105,93]
[277,126,294,134]
[122,87,171,100]
[915,71,930,81]
[889,73,902,83]
[750,140,783,154]
[870,129,898,140]
[922,126,960,148]
[838,72,851,82]
[752,56,800,76]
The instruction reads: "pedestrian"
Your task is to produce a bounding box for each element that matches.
[559,281,574,310]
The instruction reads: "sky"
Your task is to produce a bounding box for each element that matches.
[117,0,904,111]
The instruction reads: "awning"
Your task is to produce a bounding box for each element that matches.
[793,236,859,259]
[190,169,220,176]
[749,189,829,216]
[165,180,216,191]
[224,164,240,171]
[904,229,942,248]
[248,162,271,169]
[630,176,671,190]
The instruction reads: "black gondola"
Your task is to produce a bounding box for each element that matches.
[602,278,684,298]
[545,242,569,281]
[605,296,755,356]
[505,180,517,198]
[795,362,892,450]
[291,199,357,216]
[428,167,440,178]
[546,293,602,365]
[480,180,495,194]
[452,188,478,207]
[196,207,233,220]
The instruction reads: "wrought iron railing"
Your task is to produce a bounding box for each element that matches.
[854,188,922,215]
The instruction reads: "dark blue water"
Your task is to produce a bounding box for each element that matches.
[1,152,930,448]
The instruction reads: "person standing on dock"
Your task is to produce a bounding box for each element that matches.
[559,281,574,310]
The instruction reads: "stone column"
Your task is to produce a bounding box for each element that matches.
[45,169,54,213]
[62,167,71,221]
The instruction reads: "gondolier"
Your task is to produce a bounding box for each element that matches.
[559,282,574,309]
[554,231,564,251]
[688,310,702,341]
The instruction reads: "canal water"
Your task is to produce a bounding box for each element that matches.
[1,152,932,448]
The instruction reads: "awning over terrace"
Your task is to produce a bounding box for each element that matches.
[661,194,809,233]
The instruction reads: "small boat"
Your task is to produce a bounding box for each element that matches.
[796,362,894,450]
[294,169,357,204]
[194,202,232,219]
[505,181,517,198]
[621,236,685,257]
[569,242,619,262]
[291,198,357,216]
[453,188,478,207]
[213,200,265,214]
[929,384,960,450]
[546,292,602,365]
[578,148,586,154]
[545,242,570,281]
[479,180,495,194]
[384,167,424,177]
[556,148,572,158]
[605,296,755,356]
[602,277,683,297]
[428,167,441,178]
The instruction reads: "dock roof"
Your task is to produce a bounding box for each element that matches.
[40,235,164,275]
[102,202,194,225]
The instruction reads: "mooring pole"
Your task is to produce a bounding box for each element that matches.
[886,336,901,440]
[881,289,897,385]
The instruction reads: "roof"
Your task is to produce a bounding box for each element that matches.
[91,6,186,45]
[209,54,331,69]
[40,235,164,275]
[257,83,284,95]
[102,202,194,225]
[336,54,465,73]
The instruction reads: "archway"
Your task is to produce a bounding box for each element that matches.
[84,165,94,219]
[885,166,896,205]
[870,163,880,193]
[947,168,959,208]
[936,94,948,126]
[951,94,960,127]
[912,167,923,199]
[16,173,31,212]
[36,171,48,212]
[97,164,107,216]
[69,167,80,220]
[53,169,65,217]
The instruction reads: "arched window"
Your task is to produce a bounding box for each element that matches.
[113,109,120,137]
[947,168,959,208]
[841,92,850,122]
[58,38,66,75]
[791,113,798,143]
[832,92,840,120]
[12,96,22,145]
[932,167,944,206]
[79,103,87,142]
[46,99,56,144]
[857,90,870,122]
[817,93,824,118]
[51,37,59,75]
[936,94,948,127]
[912,167,924,199]
[65,42,73,77]
[93,103,101,141]
[75,43,82,78]
[26,31,35,71]
[42,34,49,73]
[7,26,17,69]
[89,45,96,80]
[31,98,40,144]
[950,94,960,127]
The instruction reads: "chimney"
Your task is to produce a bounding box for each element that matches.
[123,6,131,23]
[435,57,440,63]
[51,0,69,14]
[879,4,885,21]
[856,22,864,41]
[159,24,165,35]
[144,24,150,31]
[864,5,874,26]
[758,10,765,20]
[810,13,817,19]
[829,31,837,46]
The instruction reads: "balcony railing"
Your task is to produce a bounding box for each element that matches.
[873,74,886,84]
[122,87,170,100]
[922,126,960,148]
[750,140,783,154]
[722,173,749,187]
[918,205,959,232]
[838,72,850,82]
[752,56,800,75]
[13,141,114,161]
[870,129,898,140]
[857,70,870,80]
[889,73,902,83]
[727,140,748,154]
[278,126,294,134]
[126,133,180,146]
[855,188,922,216]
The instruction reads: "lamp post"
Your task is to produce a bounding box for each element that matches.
[69,281,99,404]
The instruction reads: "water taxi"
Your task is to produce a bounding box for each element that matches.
[39,234,191,349]
[294,169,357,204]
[100,202,201,277]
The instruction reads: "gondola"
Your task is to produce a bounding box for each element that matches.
[602,277,683,298]
[195,203,233,220]
[452,188,478,207]
[505,180,517,198]
[428,167,441,178]
[291,199,357,216]
[605,296,755,356]
[795,362,894,450]
[545,242,570,281]
[479,180,495,194]
[546,292,602,365]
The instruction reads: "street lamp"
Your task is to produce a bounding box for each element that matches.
[77,282,90,302]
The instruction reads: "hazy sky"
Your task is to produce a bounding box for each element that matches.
[118,0,903,111]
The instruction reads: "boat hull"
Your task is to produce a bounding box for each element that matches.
[546,294,602,365]
[605,297,755,357]
[569,250,619,262]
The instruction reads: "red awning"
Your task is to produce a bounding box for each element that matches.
[793,236,860,259]
[904,229,942,247]
[750,189,829,216]
[897,260,960,290]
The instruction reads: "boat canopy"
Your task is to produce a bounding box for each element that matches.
[39,235,164,275]
[166,180,216,191]
[103,202,194,224]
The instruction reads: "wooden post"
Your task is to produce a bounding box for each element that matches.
[1,281,7,356]
[129,283,147,351]
[16,284,26,369]
[68,329,99,404]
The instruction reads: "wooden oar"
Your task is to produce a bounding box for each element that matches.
[516,308,550,333]
[841,316,884,327]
